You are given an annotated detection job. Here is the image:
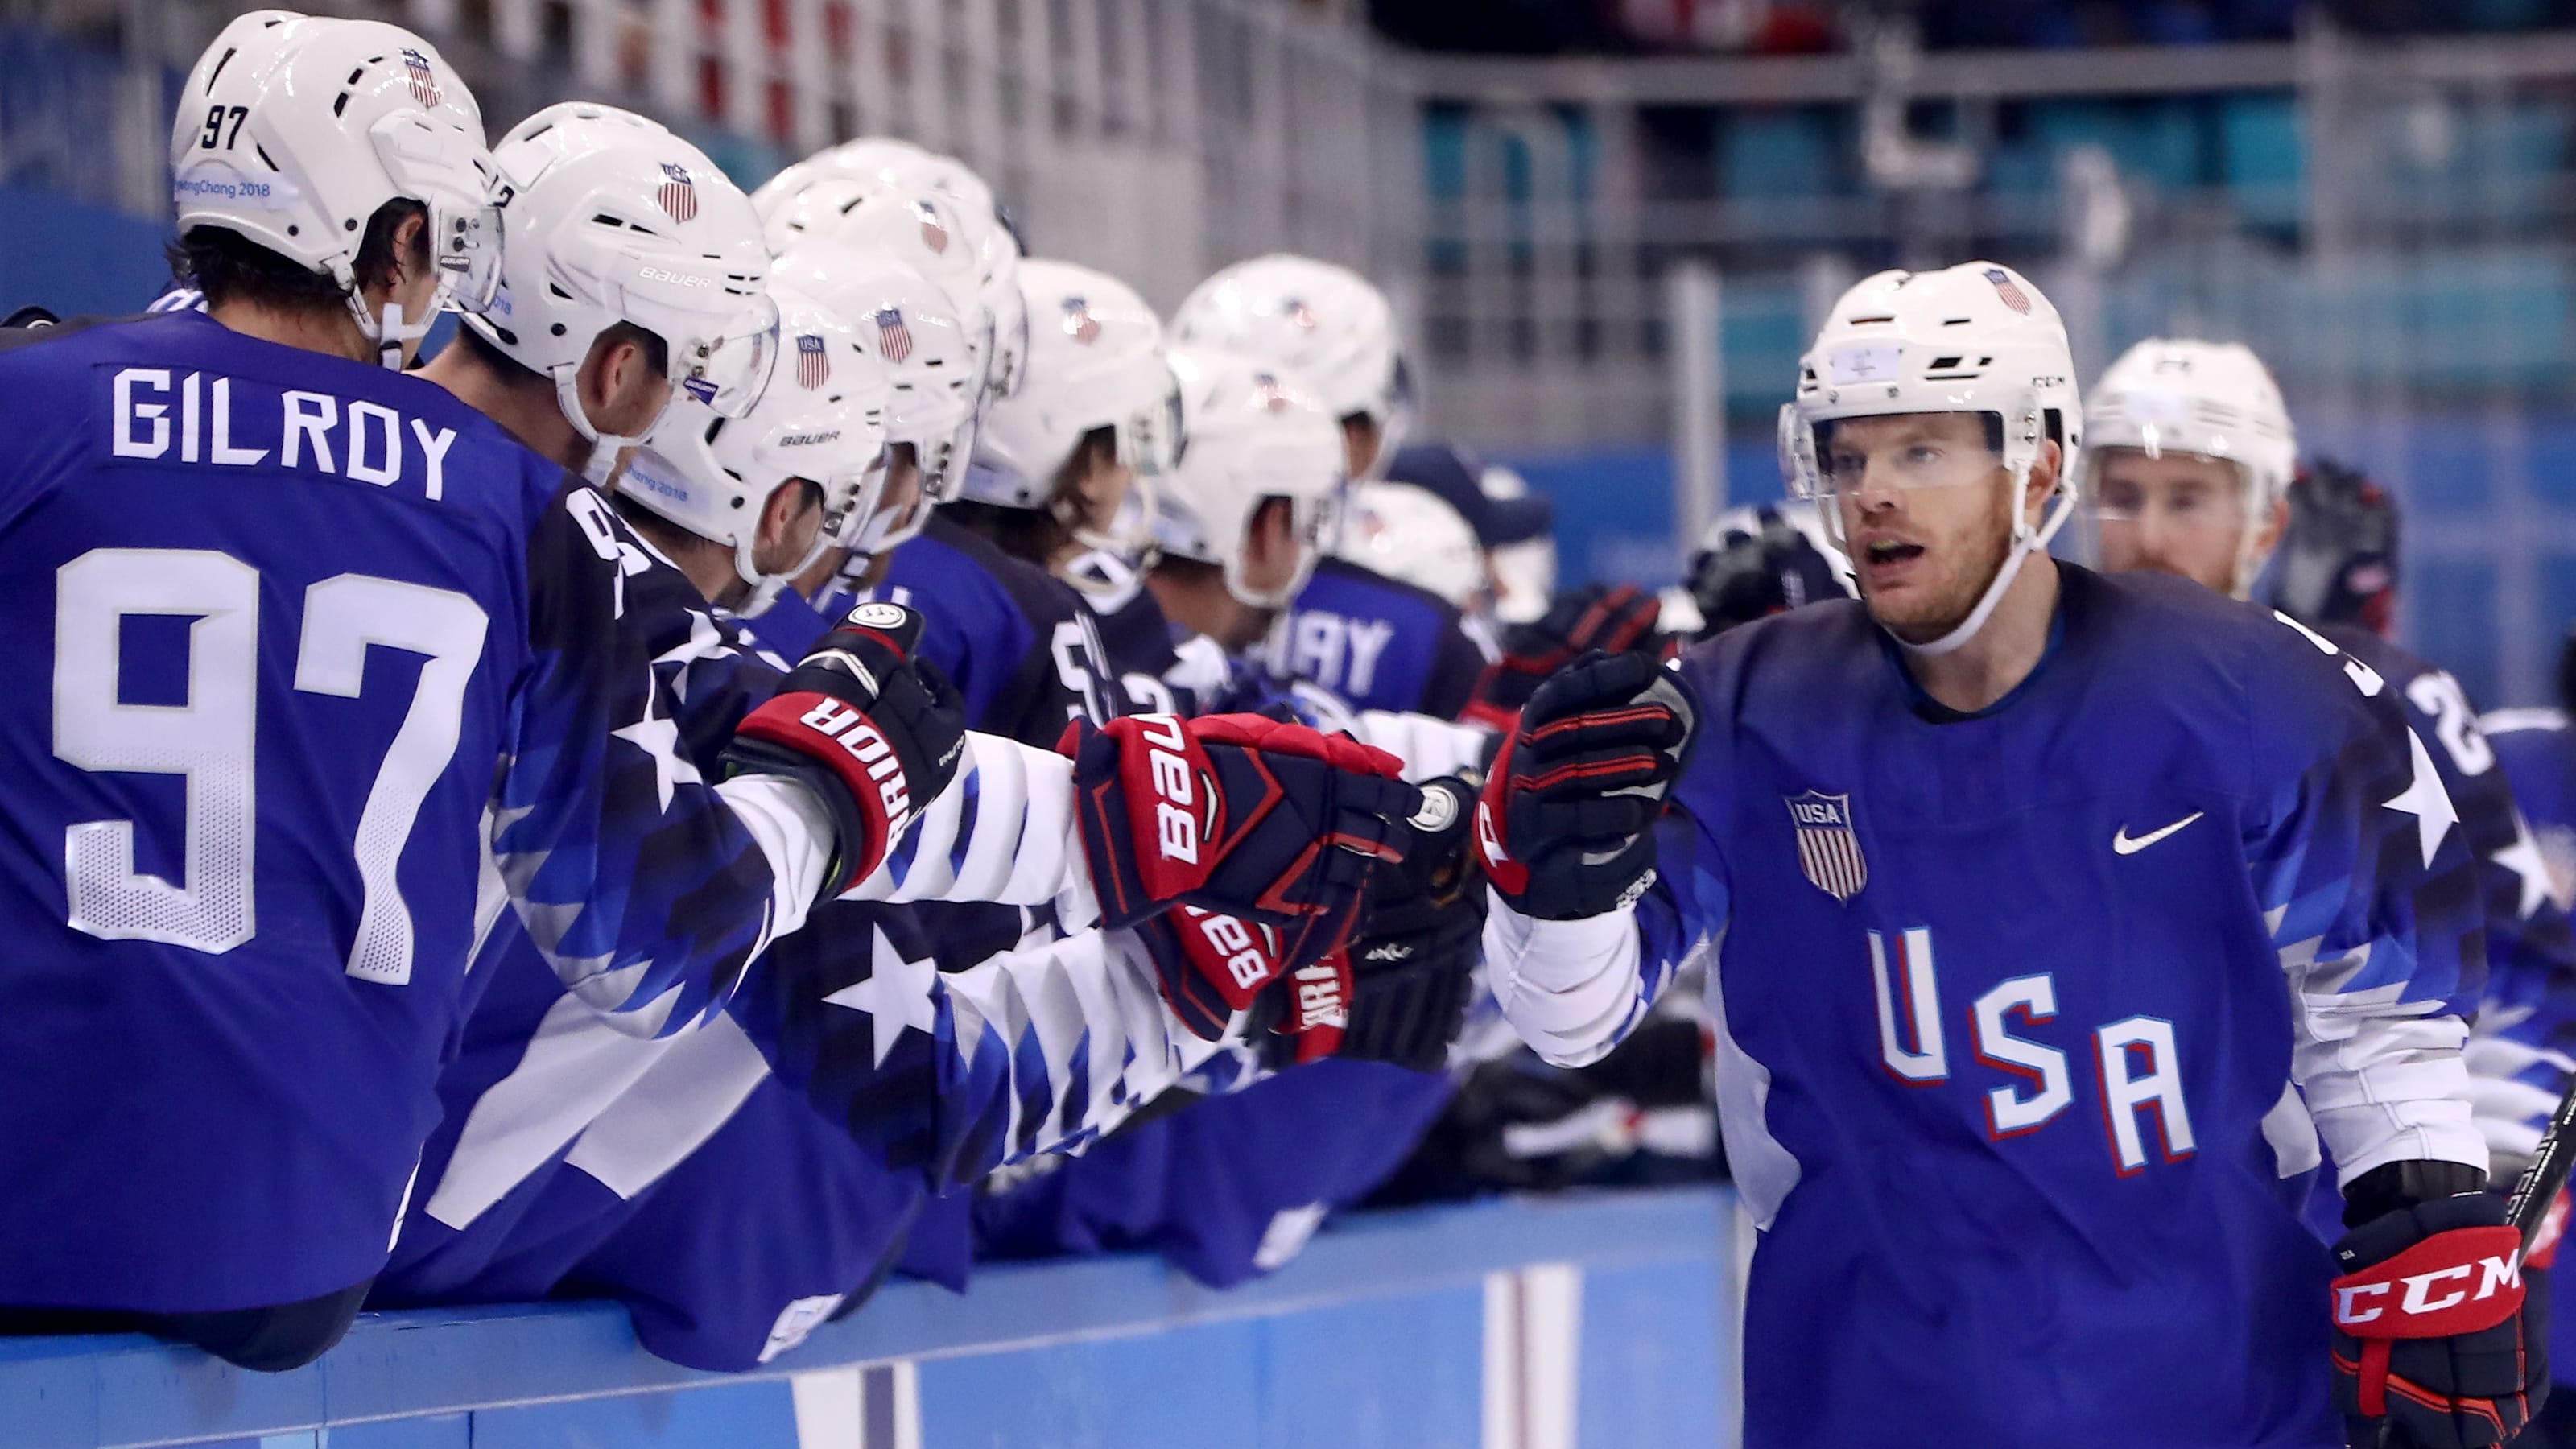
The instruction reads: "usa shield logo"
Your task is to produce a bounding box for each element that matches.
[1984,267,2032,316]
[402,49,443,107]
[1062,297,1102,345]
[1786,791,1866,902]
[915,200,950,254]
[655,162,698,223]
[1284,298,1319,332]
[795,332,830,389]
[873,308,913,363]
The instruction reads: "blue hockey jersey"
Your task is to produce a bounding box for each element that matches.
[1499,565,2491,1448]
[1261,556,1488,720]
[0,312,795,1313]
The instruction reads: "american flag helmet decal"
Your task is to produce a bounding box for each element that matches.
[1785,791,1867,903]
[1984,268,2032,316]
[874,308,913,363]
[795,333,830,390]
[916,201,950,255]
[1062,298,1101,345]
[655,163,698,224]
[402,49,443,108]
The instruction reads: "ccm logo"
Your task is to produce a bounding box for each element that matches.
[800,700,912,828]
[2334,1253,2523,1327]
[1290,960,1348,1032]
[1186,908,1269,991]
[1136,714,1202,865]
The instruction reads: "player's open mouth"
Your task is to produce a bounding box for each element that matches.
[1863,539,1924,565]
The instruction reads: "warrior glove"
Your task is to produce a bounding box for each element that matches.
[727,601,968,902]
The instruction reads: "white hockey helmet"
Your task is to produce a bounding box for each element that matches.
[171,12,503,365]
[1480,463,1558,625]
[749,135,931,221]
[757,148,1027,403]
[1336,481,1487,611]
[1170,254,1414,480]
[1780,261,2083,657]
[1154,345,1347,609]
[970,258,1179,550]
[770,242,982,555]
[465,102,779,483]
[621,286,893,596]
[2084,337,2297,597]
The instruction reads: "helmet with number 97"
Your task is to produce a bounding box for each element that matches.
[1154,345,1347,609]
[1170,254,1414,481]
[464,102,779,483]
[770,242,982,556]
[621,286,893,597]
[171,12,504,365]
[1778,261,2081,657]
[2083,337,2297,598]
[971,258,1179,553]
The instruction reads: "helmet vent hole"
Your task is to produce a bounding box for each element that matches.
[550,324,567,336]
[1929,356,1962,371]
[204,47,237,91]
[254,145,278,171]
[332,92,350,118]
[520,122,555,142]
[348,67,367,85]
[493,326,519,346]
[548,283,573,300]
[1943,316,1973,326]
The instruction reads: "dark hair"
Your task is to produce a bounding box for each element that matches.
[167,198,427,313]
[943,427,1118,567]
[454,314,669,388]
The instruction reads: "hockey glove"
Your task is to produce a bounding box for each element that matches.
[1463,584,1666,729]
[1262,775,1486,1071]
[1684,505,1848,639]
[726,601,968,901]
[2331,1189,2545,1448]
[1132,906,1285,1041]
[1062,712,1422,973]
[1477,651,1699,922]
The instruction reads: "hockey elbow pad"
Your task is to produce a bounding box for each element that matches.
[1476,651,1699,921]
[1059,712,1423,972]
[727,601,968,901]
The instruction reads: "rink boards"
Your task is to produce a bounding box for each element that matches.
[0,1187,1736,1449]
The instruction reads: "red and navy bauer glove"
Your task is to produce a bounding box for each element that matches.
[1477,650,1699,921]
[2331,1162,2549,1448]
[1252,775,1488,1071]
[725,601,968,901]
[1062,712,1423,1037]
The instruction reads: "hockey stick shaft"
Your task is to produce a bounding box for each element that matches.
[2507,1070,2576,1249]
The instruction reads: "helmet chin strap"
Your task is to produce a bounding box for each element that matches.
[1889,473,2073,659]
[351,295,439,371]
[553,367,643,487]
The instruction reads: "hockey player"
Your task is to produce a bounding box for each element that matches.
[0,15,904,1372]
[1172,255,1489,718]
[1476,262,2536,1447]
[379,308,1430,1366]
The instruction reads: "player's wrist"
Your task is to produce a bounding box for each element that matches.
[2342,1158,2491,1228]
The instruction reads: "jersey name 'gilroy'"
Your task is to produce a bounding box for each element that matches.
[106,365,462,501]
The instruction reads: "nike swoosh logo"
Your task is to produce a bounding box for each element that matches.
[2113,811,2204,855]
